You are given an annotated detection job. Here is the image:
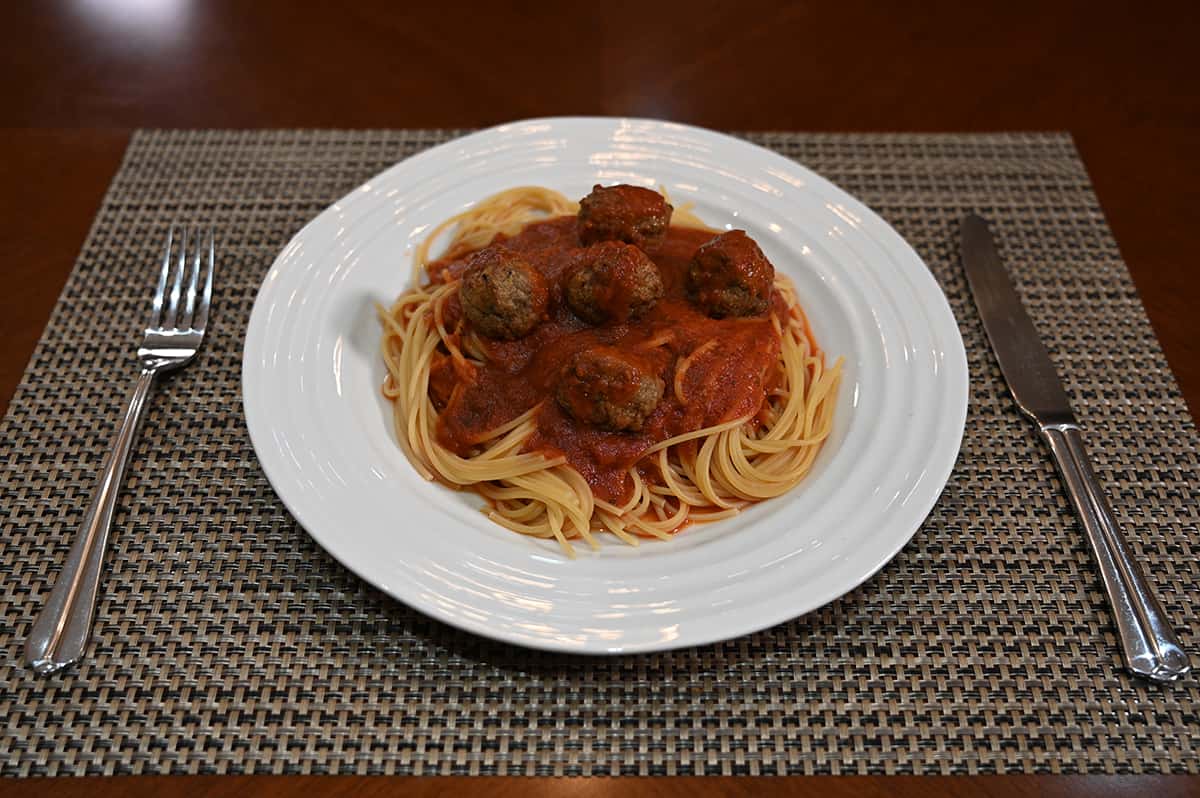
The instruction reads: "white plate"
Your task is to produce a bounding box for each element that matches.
[243,118,968,653]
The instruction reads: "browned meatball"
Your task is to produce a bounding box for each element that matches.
[566,242,664,325]
[577,184,673,247]
[459,246,549,339]
[556,347,665,432]
[686,230,775,318]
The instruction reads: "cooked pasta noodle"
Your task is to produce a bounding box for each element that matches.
[380,186,841,557]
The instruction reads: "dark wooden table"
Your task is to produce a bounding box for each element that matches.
[1,1,1195,795]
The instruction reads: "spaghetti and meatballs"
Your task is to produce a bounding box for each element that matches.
[379,184,842,556]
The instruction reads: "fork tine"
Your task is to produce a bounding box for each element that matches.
[162,227,188,330]
[149,226,175,330]
[180,226,203,330]
[191,228,215,334]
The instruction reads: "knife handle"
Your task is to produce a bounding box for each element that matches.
[1040,423,1191,682]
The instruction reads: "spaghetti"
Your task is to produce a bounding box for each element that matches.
[380,186,842,557]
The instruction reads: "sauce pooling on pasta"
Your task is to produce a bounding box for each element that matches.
[426,218,790,504]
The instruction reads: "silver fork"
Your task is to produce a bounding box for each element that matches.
[25,226,215,675]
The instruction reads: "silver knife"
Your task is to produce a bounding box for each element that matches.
[960,214,1190,682]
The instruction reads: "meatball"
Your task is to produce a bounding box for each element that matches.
[686,230,775,318]
[577,184,673,247]
[556,347,665,432]
[566,242,664,324]
[459,246,549,339]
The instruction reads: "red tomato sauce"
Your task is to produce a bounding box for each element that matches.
[426,217,783,504]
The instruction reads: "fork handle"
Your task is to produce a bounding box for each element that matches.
[1040,423,1190,682]
[25,368,158,674]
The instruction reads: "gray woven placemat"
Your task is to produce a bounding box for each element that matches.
[0,130,1196,777]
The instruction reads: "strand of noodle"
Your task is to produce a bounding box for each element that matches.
[769,312,784,341]
[642,415,747,456]
[611,471,647,515]
[596,510,641,546]
[627,518,676,539]
[623,470,655,520]
[672,339,717,403]
[396,326,444,475]
[507,472,591,534]
[404,344,438,455]
[449,188,577,253]
[504,507,548,526]
[390,395,432,480]
[379,344,405,401]
[543,503,574,557]
[689,506,744,521]
[575,527,600,551]
[468,406,541,447]
[382,295,437,414]
[711,429,772,500]
[674,443,703,497]
[557,465,597,526]
[680,436,746,509]
[692,431,739,508]
[737,340,823,455]
[421,418,562,485]
[742,431,829,453]
[431,282,469,369]
[758,332,809,443]
[481,463,596,549]
[479,491,549,522]
[650,494,683,518]
[802,367,840,438]
[799,361,826,440]
[653,448,709,506]
[591,471,645,518]
[638,331,674,350]
[412,214,468,284]
[741,397,816,470]
[413,187,578,281]
[716,430,805,500]
[405,316,443,412]
[376,301,414,340]
[593,497,626,515]
[672,432,743,509]
[488,512,556,538]
[487,509,573,560]
[629,499,688,536]
[729,373,804,487]
[714,361,842,499]
[756,345,811,429]
[461,330,488,361]
[495,499,561,529]
[658,187,710,230]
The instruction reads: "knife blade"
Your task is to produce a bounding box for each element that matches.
[960,215,1076,426]
[960,214,1190,682]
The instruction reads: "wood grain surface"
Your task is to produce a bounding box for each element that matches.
[0,1,1195,794]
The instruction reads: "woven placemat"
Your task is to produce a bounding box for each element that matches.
[0,130,1196,777]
